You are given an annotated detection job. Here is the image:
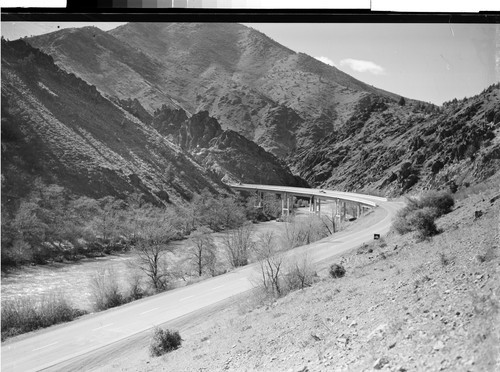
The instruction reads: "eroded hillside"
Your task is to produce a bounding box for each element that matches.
[19,23,500,196]
[1,39,303,210]
[290,87,500,195]
[28,23,400,159]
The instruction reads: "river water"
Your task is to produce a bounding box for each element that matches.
[1,208,323,312]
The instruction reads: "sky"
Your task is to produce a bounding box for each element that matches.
[1,21,498,105]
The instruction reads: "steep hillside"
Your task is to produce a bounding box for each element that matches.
[28,23,400,158]
[290,86,500,195]
[26,23,500,195]
[1,39,303,210]
[151,108,307,186]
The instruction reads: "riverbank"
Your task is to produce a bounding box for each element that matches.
[1,202,340,310]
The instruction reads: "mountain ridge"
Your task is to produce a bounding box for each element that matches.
[19,23,500,195]
[28,23,402,159]
[1,38,305,211]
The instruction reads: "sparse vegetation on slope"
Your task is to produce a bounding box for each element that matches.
[393,190,455,240]
[149,327,182,357]
[292,84,500,195]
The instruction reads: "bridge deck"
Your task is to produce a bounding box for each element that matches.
[227,183,386,208]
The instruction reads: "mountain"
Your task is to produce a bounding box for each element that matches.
[150,107,307,186]
[22,23,500,195]
[28,23,399,158]
[1,38,304,209]
[290,88,500,194]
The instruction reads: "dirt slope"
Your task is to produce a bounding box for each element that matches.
[108,176,499,372]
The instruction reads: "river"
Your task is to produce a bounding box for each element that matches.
[1,206,330,312]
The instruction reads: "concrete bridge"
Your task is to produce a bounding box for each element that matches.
[227,183,387,221]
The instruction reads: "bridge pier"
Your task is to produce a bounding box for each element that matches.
[308,196,322,216]
[254,190,264,208]
[229,184,379,222]
[281,192,291,218]
[309,196,315,213]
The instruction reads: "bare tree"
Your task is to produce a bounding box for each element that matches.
[321,202,339,235]
[188,227,217,276]
[283,253,317,291]
[134,210,178,292]
[281,215,329,250]
[255,232,286,297]
[222,222,254,268]
[89,266,123,311]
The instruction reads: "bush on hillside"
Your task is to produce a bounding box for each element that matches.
[284,255,317,292]
[392,190,452,239]
[418,191,454,217]
[407,207,439,240]
[150,327,182,357]
[329,263,346,278]
[392,207,414,235]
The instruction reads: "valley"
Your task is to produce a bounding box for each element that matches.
[1,21,499,372]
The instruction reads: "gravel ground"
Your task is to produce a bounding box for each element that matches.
[105,186,499,372]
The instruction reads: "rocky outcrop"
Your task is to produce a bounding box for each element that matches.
[290,85,500,195]
[151,106,307,187]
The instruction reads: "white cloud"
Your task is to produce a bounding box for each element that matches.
[315,56,337,67]
[340,58,386,75]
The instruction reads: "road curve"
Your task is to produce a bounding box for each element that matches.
[1,191,403,372]
[228,183,386,207]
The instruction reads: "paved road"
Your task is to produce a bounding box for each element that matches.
[229,183,386,207]
[1,193,403,372]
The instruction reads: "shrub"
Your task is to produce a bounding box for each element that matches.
[407,207,439,240]
[1,293,85,341]
[392,208,414,235]
[419,191,454,217]
[149,327,182,357]
[329,263,346,278]
[222,223,254,268]
[126,271,145,301]
[392,190,453,237]
[283,255,317,292]
[90,267,126,311]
